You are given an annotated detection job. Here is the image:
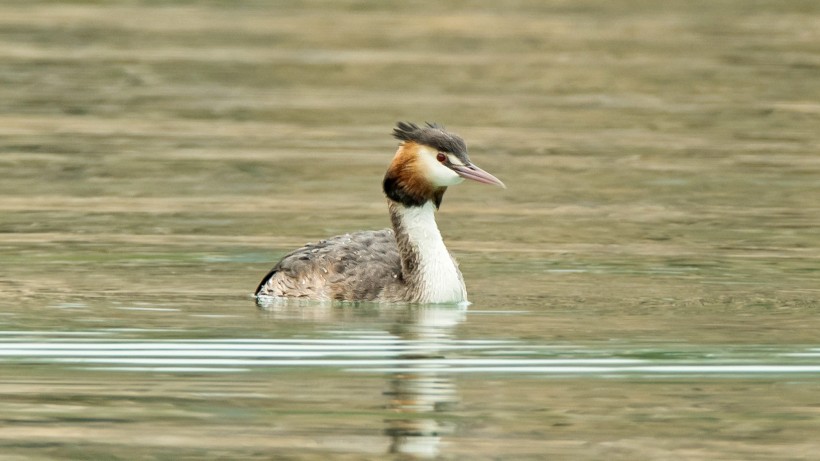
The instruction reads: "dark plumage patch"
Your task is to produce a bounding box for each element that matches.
[383,179,446,209]
[432,187,446,209]
[383,174,427,208]
[393,122,468,158]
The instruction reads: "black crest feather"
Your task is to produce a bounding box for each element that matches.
[392,121,467,156]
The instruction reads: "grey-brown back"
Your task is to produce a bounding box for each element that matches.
[255,229,403,301]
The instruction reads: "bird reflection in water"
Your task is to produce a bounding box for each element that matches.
[383,306,463,458]
[257,301,464,459]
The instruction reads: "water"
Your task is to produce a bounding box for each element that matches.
[1,1,819,459]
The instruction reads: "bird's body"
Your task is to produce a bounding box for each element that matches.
[255,201,466,303]
[255,122,504,304]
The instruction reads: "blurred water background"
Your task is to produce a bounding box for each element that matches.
[1,1,819,459]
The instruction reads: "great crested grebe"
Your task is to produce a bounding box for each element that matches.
[255,122,505,304]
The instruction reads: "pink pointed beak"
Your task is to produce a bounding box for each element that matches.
[451,163,506,188]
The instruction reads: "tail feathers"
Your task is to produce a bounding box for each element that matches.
[254,269,278,296]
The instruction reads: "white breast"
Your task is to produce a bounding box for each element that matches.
[398,202,467,303]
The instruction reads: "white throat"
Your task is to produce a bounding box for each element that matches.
[395,202,467,303]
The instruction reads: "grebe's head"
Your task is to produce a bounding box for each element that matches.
[383,122,505,208]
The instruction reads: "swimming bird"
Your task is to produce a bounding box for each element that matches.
[255,122,505,304]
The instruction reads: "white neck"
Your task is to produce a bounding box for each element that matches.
[392,202,467,304]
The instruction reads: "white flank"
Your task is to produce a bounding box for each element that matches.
[397,202,467,303]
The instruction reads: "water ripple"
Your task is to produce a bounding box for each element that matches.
[1,332,819,377]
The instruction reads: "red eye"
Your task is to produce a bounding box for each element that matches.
[436,152,447,163]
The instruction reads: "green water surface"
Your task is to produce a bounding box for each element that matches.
[1,1,819,459]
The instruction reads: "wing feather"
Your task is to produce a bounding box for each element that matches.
[255,229,402,301]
